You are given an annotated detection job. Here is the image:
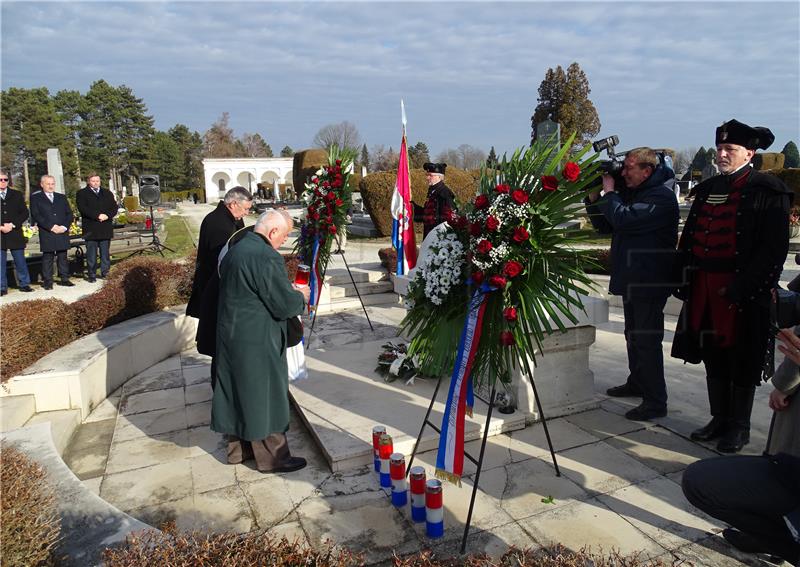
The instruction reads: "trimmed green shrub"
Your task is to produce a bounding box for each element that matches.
[359,167,480,236]
[378,247,397,272]
[764,168,800,203]
[123,196,139,212]
[753,152,785,170]
[292,148,328,193]
[1,299,76,380]
[1,443,61,566]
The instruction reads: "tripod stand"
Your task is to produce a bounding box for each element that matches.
[129,205,174,257]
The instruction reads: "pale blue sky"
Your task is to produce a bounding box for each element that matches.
[2,1,798,157]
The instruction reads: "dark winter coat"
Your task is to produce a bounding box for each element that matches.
[671,169,792,382]
[211,232,306,441]
[186,201,244,317]
[413,181,456,238]
[76,186,118,241]
[584,164,680,300]
[0,188,29,250]
[29,191,74,252]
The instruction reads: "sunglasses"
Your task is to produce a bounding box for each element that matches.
[0,178,8,182]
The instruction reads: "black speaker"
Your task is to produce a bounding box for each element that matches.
[139,174,161,206]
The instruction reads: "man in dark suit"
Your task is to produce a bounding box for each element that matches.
[0,170,34,295]
[76,173,117,282]
[30,175,74,289]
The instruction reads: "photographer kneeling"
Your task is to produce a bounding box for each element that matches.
[585,147,679,421]
[682,325,799,565]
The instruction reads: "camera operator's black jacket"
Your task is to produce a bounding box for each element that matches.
[584,164,679,300]
[671,169,793,381]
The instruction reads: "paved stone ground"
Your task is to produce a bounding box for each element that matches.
[62,303,788,566]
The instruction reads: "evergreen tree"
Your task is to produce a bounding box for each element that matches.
[203,112,238,158]
[487,146,498,167]
[146,132,182,191]
[168,124,204,190]
[360,144,369,170]
[408,141,430,169]
[237,133,273,157]
[782,141,800,168]
[280,145,294,157]
[690,146,709,172]
[530,62,600,149]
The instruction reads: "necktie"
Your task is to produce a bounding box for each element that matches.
[47,193,54,203]
[0,191,5,200]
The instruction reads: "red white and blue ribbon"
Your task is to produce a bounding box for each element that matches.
[308,235,323,316]
[435,284,491,485]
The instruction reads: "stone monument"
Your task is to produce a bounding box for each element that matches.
[46,148,65,194]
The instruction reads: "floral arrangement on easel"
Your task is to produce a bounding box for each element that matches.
[401,134,600,484]
[294,145,357,312]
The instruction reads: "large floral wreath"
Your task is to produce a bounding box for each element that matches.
[402,135,600,389]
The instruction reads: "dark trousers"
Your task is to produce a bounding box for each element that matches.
[42,250,69,284]
[623,296,668,409]
[85,239,110,278]
[1,248,31,290]
[703,345,755,387]
[683,456,800,563]
[227,433,290,471]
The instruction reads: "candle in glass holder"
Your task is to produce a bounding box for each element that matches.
[295,264,310,286]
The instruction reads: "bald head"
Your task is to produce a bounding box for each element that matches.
[254,209,293,249]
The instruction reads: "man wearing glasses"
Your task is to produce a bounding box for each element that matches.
[0,171,34,295]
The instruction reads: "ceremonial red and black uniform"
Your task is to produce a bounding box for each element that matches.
[413,180,455,238]
[672,166,792,450]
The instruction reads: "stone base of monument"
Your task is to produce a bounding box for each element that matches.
[392,273,609,423]
[291,338,527,472]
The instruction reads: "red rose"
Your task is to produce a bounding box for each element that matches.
[476,239,493,254]
[495,183,510,194]
[335,198,343,207]
[503,260,523,278]
[512,226,529,243]
[308,206,315,215]
[489,274,507,288]
[503,307,518,322]
[485,215,500,231]
[474,195,490,210]
[472,270,484,285]
[311,212,320,220]
[335,159,342,166]
[541,175,558,192]
[329,225,337,234]
[312,176,318,183]
[511,189,529,205]
[500,330,515,346]
[450,215,467,229]
[323,181,331,189]
[326,215,333,223]
[563,162,580,182]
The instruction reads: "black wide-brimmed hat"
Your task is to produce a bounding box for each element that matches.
[715,119,775,150]
[423,162,447,174]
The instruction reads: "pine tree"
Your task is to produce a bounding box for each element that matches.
[168,124,204,190]
[408,141,430,169]
[782,141,800,168]
[238,133,272,157]
[360,144,369,170]
[530,62,600,149]
[487,146,498,167]
[280,145,294,158]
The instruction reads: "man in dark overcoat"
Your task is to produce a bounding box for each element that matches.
[413,162,456,238]
[76,173,117,282]
[672,119,793,453]
[211,209,310,473]
[30,175,74,289]
[585,148,679,421]
[0,170,33,295]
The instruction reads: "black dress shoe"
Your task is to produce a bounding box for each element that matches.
[262,456,307,473]
[19,286,34,292]
[625,403,667,421]
[57,280,75,287]
[722,528,768,554]
[717,427,749,453]
[690,416,727,441]
[87,277,97,283]
[42,283,53,290]
[607,383,643,398]
[0,290,7,296]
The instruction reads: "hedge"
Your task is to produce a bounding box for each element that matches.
[160,190,205,203]
[292,148,328,193]
[359,167,480,236]
[0,256,194,382]
[764,168,800,203]
[1,443,61,566]
[753,152,785,170]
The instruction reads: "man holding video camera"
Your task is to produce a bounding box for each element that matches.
[672,119,793,453]
[585,147,679,421]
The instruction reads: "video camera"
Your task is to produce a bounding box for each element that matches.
[592,135,625,176]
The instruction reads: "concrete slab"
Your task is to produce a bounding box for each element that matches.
[186,382,212,405]
[671,535,782,567]
[105,429,191,474]
[564,408,651,439]
[183,364,211,385]
[0,394,35,431]
[267,520,308,544]
[120,386,185,415]
[83,390,121,423]
[114,406,188,442]
[293,338,527,472]
[189,452,236,494]
[101,459,194,511]
[186,400,211,428]
[507,417,600,462]
[557,441,662,496]
[606,426,719,475]
[122,369,183,396]
[240,475,299,528]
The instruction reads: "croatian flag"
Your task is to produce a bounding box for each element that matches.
[390,100,417,275]
[308,235,323,316]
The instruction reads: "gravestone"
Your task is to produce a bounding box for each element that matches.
[46,148,65,194]
[537,118,560,147]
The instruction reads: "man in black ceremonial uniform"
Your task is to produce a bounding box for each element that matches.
[672,119,793,453]
[413,162,455,238]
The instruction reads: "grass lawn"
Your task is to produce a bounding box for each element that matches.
[160,215,196,260]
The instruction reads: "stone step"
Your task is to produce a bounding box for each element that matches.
[0,394,36,432]
[313,292,399,314]
[328,280,394,299]
[351,214,375,227]
[25,409,82,456]
[348,224,380,237]
[325,264,387,285]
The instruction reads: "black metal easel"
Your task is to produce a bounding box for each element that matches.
[305,247,374,348]
[405,364,560,554]
[128,205,173,257]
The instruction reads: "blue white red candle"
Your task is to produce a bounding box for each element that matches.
[409,466,426,522]
[390,453,408,507]
[372,425,386,473]
[425,478,444,538]
[378,434,393,488]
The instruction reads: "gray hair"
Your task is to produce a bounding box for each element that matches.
[223,186,253,205]
[40,174,55,183]
[254,208,291,234]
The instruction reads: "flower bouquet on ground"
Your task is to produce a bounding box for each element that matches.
[401,134,600,483]
[293,145,357,311]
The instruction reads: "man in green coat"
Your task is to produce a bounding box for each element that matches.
[211,209,310,473]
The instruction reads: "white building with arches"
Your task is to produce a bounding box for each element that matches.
[202,157,294,202]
